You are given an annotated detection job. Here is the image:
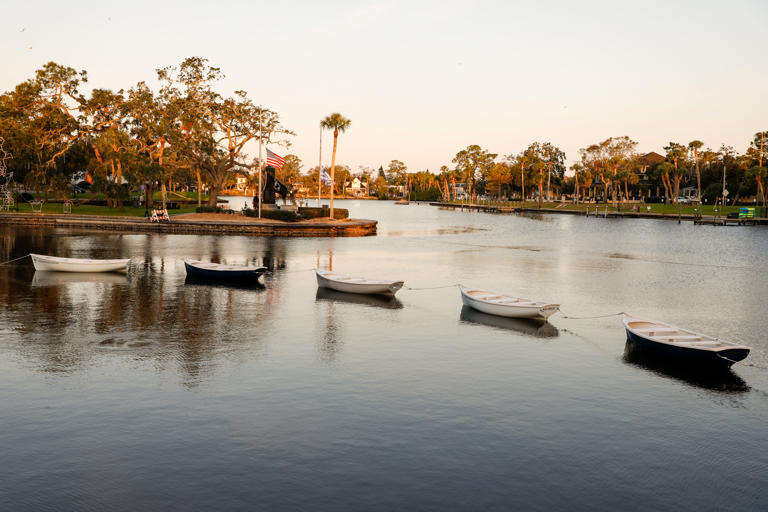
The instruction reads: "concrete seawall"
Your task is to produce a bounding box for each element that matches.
[0,213,378,237]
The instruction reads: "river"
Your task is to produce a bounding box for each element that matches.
[1,201,766,511]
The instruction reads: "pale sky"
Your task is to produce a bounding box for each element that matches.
[1,0,766,172]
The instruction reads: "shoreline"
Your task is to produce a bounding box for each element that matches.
[0,212,378,237]
[429,202,768,225]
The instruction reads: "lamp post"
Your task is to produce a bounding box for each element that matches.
[722,162,727,207]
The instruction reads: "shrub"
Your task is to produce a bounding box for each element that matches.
[298,207,349,220]
[196,206,233,214]
[243,208,299,222]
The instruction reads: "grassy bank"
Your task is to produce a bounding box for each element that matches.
[437,201,762,217]
[5,203,198,217]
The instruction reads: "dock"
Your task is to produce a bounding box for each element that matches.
[0,213,378,237]
[429,202,767,225]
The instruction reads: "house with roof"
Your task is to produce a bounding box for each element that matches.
[344,176,369,197]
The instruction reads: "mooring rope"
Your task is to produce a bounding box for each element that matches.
[0,254,30,266]
[404,283,460,291]
[557,310,625,320]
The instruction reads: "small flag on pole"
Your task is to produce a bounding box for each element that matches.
[320,168,332,185]
[266,148,285,169]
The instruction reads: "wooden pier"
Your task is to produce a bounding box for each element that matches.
[0,213,378,237]
[429,202,767,225]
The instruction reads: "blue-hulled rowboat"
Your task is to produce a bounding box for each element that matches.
[184,259,267,284]
[623,314,750,369]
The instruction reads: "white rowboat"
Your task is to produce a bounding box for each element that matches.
[315,270,404,296]
[31,253,130,273]
[459,285,559,319]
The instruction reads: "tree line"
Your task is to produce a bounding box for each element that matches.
[317,135,765,207]
[1,59,765,210]
[0,58,292,208]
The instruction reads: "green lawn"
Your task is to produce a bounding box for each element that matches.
[6,202,198,217]
[444,200,760,216]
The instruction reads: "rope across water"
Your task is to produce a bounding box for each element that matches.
[0,254,30,266]
[556,310,625,320]
[404,283,460,291]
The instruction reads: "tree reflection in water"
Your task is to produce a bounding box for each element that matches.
[0,228,285,386]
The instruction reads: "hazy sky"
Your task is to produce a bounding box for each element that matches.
[1,0,766,172]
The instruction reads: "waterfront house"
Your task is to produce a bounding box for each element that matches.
[344,176,369,197]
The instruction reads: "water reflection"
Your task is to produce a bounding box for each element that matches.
[184,274,265,290]
[315,287,404,309]
[459,306,559,338]
[31,271,128,287]
[317,298,342,362]
[3,256,278,384]
[623,340,749,393]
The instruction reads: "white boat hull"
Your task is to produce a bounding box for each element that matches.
[316,270,404,296]
[31,253,130,273]
[460,286,559,319]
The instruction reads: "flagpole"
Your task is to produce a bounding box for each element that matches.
[318,125,322,207]
[258,105,262,219]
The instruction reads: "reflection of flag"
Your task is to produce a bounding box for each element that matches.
[266,148,285,169]
[320,168,332,185]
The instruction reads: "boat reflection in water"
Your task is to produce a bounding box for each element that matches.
[31,271,128,287]
[184,274,266,290]
[459,306,558,338]
[623,340,749,393]
[315,287,404,309]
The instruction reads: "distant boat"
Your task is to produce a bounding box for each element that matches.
[623,314,751,368]
[395,199,410,205]
[315,269,404,296]
[30,253,130,273]
[184,259,267,284]
[459,285,559,319]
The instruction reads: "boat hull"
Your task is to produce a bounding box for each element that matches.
[625,329,749,369]
[31,254,130,273]
[316,272,403,296]
[184,261,266,283]
[460,292,558,319]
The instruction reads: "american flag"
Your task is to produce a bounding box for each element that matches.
[266,148,285,169]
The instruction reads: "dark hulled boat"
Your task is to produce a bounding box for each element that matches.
[184,259,267,284]
[623,314,751,369]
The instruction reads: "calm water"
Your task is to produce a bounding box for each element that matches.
[1,201,767,511]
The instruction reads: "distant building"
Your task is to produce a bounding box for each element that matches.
[344,176,369,197]
[235,174,248,191]
[453,182,468,200]
[639,152,666,166]
[635,151,666,184]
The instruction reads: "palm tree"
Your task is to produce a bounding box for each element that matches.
[320,113,351,218]
[688,140,704,203]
